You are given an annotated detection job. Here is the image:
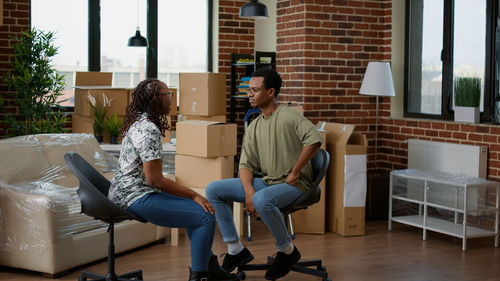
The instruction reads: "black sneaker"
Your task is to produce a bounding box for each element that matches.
[208,255,241,281]
[264,247,301,280]
[221,247,254,272]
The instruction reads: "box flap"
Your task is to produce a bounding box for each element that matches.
[322,123,355,145]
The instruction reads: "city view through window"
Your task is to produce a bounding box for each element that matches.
[32,0,208,107]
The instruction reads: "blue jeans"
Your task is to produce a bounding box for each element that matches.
[128,192,215,271]
[206,178,303,251]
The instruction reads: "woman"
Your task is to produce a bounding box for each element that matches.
[108,78,239,281]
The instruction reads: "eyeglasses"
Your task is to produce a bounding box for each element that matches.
[245,87,264,95]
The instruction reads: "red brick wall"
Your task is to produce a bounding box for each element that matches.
[276,0,392,169]
[0,0,30,138]
[218,0,255,152]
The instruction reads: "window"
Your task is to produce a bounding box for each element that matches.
[404,0,496,121]
[31,0,211,107]
[31,0,88,107]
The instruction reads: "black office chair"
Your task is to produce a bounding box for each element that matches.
[64,152,145,281]
[237,148,331,281]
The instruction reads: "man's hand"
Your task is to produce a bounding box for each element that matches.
[192,194,216,215]
[285,170,300,186]
[245,189,259,217]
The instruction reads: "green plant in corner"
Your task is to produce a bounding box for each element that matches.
[3,27,68,136]
[454,77,481,107]
[104,112,123,144]
[88,93,112,139]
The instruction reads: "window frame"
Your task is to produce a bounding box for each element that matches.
[403,0,498,122]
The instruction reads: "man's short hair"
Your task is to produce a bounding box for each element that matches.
[251,68,282,97]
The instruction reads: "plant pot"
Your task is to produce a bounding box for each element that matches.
[454,106,479,123]
[95,135,103,144]
[110,136,118,144]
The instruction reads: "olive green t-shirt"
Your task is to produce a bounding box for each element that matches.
[239,105,324,193]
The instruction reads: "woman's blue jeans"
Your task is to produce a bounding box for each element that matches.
[128,192,215,271]
[206,178,303,251]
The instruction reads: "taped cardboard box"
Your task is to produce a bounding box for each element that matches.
[75,72,112,86]
[175,155,234,188]
[176,120,236,158]
[323,123,367,236]
[178,114,226,123]
[179,73,226,116]
[290,131,326,234]
[74,87,130,116]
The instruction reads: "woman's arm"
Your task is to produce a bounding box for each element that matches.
[143,159,215,214]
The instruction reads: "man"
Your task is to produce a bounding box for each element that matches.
[206,69,323,280]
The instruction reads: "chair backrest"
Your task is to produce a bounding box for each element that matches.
[64,152,146,224]
[282,148,330,214]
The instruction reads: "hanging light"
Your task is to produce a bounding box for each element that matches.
[128,27,148,47]
[240,0,268,19]
[127,0,148,47]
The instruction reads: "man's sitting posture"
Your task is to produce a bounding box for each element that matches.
[206,69,323,280]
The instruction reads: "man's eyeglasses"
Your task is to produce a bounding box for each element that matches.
[245,88,264,95]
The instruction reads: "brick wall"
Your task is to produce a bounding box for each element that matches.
[0,0,30,138]
[218,0,255,153]
[276,0,392,169]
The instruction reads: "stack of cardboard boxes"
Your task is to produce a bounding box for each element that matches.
[175,73,236,192]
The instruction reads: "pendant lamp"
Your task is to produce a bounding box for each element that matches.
[127,0,148,47]
[240,0,268,19]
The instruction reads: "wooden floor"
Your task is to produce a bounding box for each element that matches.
[1,220,500,281]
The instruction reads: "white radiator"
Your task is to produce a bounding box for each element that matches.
[408,139,488,178]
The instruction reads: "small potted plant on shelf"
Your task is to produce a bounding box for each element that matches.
[454,77,481,123]
[88,93,112,143]
[104,112,123,144]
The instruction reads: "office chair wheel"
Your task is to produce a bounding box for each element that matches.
[317,265,326,271]
[78,277,86,281]
[238,271,246,280]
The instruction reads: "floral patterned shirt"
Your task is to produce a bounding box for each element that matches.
[108,113,163,209]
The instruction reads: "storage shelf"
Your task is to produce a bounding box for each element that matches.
[392,215,497,238]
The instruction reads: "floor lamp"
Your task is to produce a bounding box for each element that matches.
[359,61,396,169]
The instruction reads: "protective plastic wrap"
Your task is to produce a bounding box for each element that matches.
[0,134,118,254]
[391,169,499,231]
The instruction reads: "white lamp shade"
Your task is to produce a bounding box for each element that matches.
[359,61,396,97]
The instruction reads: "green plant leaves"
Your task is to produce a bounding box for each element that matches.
[454,77,481,107]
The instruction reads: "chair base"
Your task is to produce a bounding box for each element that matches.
[78,269,143,281]
[237,257,330,281]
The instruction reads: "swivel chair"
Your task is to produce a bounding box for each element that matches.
[64,152,145,281]
[237,148,331,281]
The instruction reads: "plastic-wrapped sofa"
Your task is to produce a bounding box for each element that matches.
[0,134,167,276]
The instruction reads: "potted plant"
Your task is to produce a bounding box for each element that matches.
[3,28,68,136]
[88,93,112,143]
[104,112,123,144]
[454,77,481,123]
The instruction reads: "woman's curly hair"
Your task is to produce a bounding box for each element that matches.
[122,78,170,137]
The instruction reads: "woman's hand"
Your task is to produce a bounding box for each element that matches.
[193,194,216,215]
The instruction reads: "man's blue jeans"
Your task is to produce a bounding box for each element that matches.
[206,178,303,251]
[128,192,215,271]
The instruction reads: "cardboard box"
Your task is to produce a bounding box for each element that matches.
[179,73,227,116]
[175,154,234,188]
[323,123,367,236]
[75,72,112,86]
[176,120,237,158]
[74,87,130,116]
[178,114,226,123]
[290,131,326,234]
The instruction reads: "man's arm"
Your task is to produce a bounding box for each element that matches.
[239,167,259,217]
[285,142,321,186]
[143,159,215,214]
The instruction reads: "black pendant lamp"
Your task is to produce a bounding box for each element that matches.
[240,0,268,19]
[127,0,148,47]
[128,27,148,47]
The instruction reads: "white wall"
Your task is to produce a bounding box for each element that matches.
[254,0,276,52]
